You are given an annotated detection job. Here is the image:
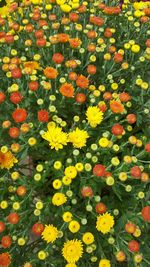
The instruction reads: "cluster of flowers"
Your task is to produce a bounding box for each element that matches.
[0,0,150,266]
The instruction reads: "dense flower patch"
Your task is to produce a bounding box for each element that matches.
[0,0,150,266]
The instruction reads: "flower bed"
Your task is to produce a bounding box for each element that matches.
[0,0,150,266]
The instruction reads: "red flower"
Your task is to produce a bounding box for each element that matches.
[11,68,22,79]
[145,143,150,152]
[130,166,141,178]
[0,92,6,104]
[1,235,12,248]
[12,108,27,123]
[10,92,23,104]
[93,164,106,177]
[32,223,44,236]
[0,253,11,267]
[59,83,74,98]
[8,127,20,138]
[95,203,107,214]
[38,110,49,122]
[112,124,124,136]
[126,114,137,124]
[5,34,14,44]
[114,53,123,63]
[36,38,46,47]
[128,240,140,252]
[69,12,79,22]
[0,222,5,233]
[89,16,104,26]
[34,29,44,39]
[119,92,131,102]
[52,53,64,64]
[125,222,136,234]
[7,213,20,225]
[28,81,39,91]
[141,206,150,222]
[81,186,94,197]
[75,93,86,103]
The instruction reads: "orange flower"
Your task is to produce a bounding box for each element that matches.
[0,150,18,170]
[44,67,58,79]
[69,38,82,48]
[57,33,69,43]
[110,100,124,113]
[76,75,89,89]
[65,60,78,69]
[0,253,11,267]
[23,61,40,74]
[59,83,74,98]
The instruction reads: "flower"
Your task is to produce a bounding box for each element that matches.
[99,259,111,267]
[69,38,82,49]
[82,232,94,244]
[12,108,27,123]
[62,239,83,263]
[86,106,103,127]
[59,83,75,97]
[0,253,11,267]
[41,224,59,243]
[52,193,67,206]
[76,75,89,89]
[96,213,115,234]
[43,67,58,79]
[69,220,80,233]
[0,150,18,169]
[68,128,89,148]
[110,101,124,113]
[42,123,68,150]
[64,166,77,179]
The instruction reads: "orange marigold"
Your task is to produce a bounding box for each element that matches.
[76,75,89,89]
[0,150,18,170]
[69,38,82,48]
[43,67,58,79]
[57,33,69,43]
[59,83,74,98]
[0,253,11,267]
[110,101,124,113]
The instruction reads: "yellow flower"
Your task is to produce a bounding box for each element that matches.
[0,150,18,169]
[99,259,111,267]
[41,224,59,243]
[62,239,83,263]
[131,44,140,53]
[53,179,62,189]
[60,4,72,12]
[82,232,94,245]
[96,213,114,234]
[65,166,77,179]
[52,193,67,206]
[68,128,89,148]
[38,250,47,260]
[42,124,68,150]
[75,163,84,172]
[63,211,73,222]
[65,264,77,267]
[69,220,80,233]
[99,138,109,148]
[86,106,103,128]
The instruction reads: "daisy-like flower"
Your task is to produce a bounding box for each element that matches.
[99,259,111,267]
[86,106,103,128]
[62,239,83,263]
[52,193,67,206]
[41,225,59,243]
[42,123,68,150]
[0,150,18,170]
[96,212,115,234]
[0,252,11,267]
[68,128,89,148]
